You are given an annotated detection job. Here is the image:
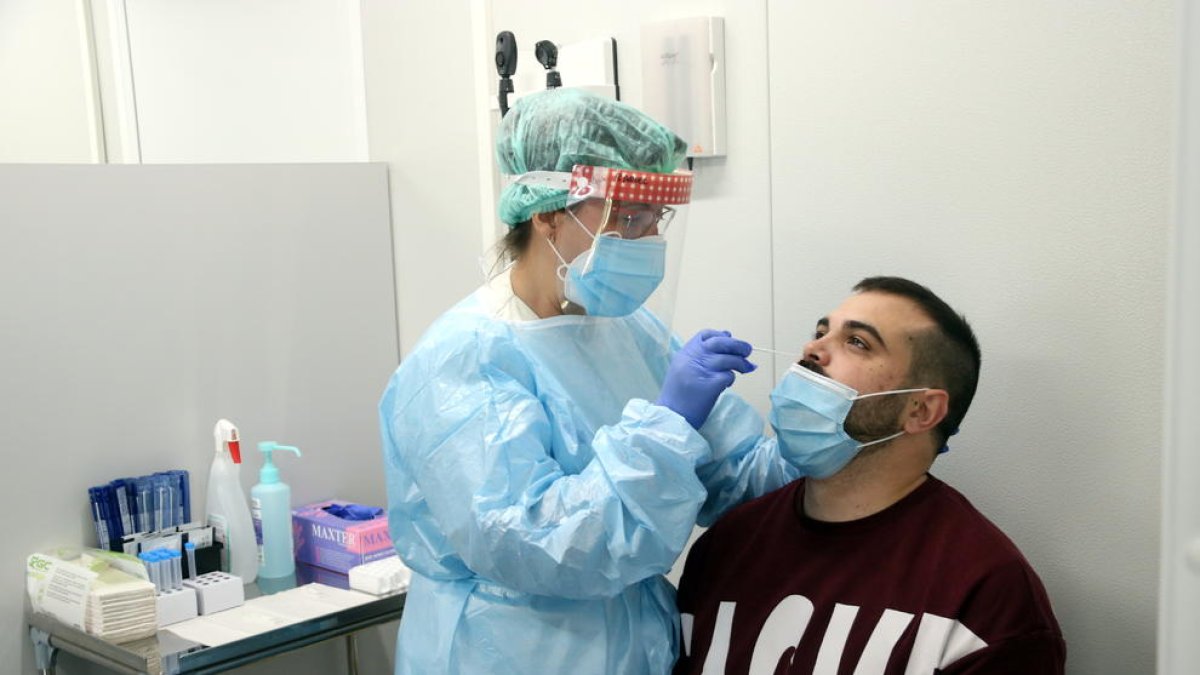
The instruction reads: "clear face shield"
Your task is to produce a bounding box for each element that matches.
[559,164,692,328]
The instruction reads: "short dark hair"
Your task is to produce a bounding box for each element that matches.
[853,276,981,449]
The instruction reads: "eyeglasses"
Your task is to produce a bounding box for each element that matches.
[605,203,676,239]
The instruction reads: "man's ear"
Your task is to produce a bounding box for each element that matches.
[903,389,949,435]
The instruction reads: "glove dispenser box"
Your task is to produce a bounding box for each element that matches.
[292,500,394,574]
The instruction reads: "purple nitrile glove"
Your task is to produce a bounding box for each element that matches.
[657,329,756,429]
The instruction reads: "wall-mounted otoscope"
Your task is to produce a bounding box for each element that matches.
[495,31,517,116]
[535,40,561,89]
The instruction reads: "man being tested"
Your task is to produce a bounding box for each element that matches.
[673,277,1066,674]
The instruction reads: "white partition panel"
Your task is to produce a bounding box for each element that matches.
[0,164,399,673]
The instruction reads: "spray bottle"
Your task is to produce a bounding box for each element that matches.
[205,420,258,583]
[251,442,302,579]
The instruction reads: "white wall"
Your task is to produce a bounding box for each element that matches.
[767,2,1172,673]
[0,0,101,162]
[122,0,368,163]
[360,0,486,356]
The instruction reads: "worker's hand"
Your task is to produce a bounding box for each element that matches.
[657,330,756,429]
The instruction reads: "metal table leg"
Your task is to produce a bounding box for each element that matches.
[345,632,359,675]
[31,626,58,675]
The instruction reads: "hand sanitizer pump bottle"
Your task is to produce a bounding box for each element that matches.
[251,442,302,579]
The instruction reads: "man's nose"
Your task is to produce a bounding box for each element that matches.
[803,340,829,366]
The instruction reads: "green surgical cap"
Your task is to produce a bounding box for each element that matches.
[495,88,687,227]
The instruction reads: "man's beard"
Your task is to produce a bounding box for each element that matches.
[845,392,906,443]
[797,358,908,443]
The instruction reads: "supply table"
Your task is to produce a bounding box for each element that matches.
[29,579,404,675]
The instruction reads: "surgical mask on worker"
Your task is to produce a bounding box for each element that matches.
[546,210,666,317]
[768,363,928,478]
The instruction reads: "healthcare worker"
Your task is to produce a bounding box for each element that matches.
[379,88,761,674]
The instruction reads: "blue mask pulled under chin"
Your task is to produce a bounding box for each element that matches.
[769,364,928,478]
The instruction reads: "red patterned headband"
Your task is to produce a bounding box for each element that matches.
[568,165,693,205]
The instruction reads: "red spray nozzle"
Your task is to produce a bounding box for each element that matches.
[228,440,242,464]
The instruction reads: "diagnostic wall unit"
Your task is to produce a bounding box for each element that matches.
[640,16,727,158]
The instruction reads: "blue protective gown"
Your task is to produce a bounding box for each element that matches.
[379,272,801,674]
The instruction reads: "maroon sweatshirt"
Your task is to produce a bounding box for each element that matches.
[674,476,1065,674]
